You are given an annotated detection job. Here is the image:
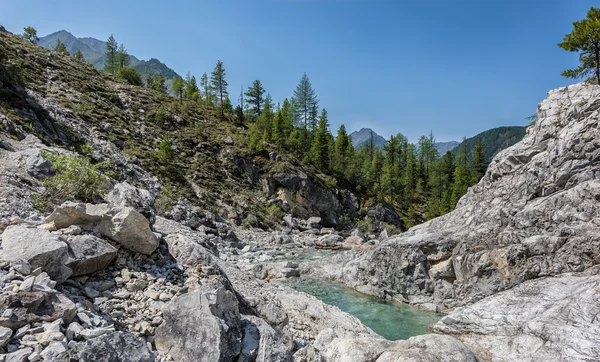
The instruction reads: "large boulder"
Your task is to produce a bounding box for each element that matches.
[0,290,77,329]
[155,287,243,362]
[239,316,291,362]
[72,331,154,362]
[64,234,118,276]
[0,225,72,283]
[105,182,156,223]
[45,202,158,255]
[95,207,158,255]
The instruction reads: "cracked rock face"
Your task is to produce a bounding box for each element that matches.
[434,269,600,362]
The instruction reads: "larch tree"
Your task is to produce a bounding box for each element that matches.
[245,80,265,119]
[73,49,84,61]
[184,73,199,100]
[559,6,600,84]
[200,72,210,105]
[293,73,319,140]
[104,35,119,74]
[310,109,331,171]
[54,39,69,55]
[471,139,486,184]
[172,76,185,104]
[210,60,228,117]
[153,74,167,93]
[22,26,39,44]
[116,44,129,70]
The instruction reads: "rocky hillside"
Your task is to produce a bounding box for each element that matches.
[0,29,370,231]
[319,82,600,361]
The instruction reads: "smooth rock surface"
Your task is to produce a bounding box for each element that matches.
[64,234,118,276]
[0,225,71,283]
[155,287,242,362]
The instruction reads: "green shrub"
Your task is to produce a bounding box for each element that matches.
[117,67,143,86]
[265,204,285,225]
[156,186,176,214]
[34,151,110,211]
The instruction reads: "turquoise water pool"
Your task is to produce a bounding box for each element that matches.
[282,277,440,340]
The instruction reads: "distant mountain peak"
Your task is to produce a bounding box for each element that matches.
[37,30,180,86]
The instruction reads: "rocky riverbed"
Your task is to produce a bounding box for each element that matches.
[2,70,600,360]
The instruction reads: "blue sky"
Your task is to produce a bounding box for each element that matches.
[0,0,588,142]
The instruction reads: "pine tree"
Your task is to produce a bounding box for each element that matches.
[200,72,210,105]
[210,60,228,117]
[471,139,486,184]
[293,73,319,142]
[116,44,129,70]
[333,125,350,175]
[153,74,167,93]
[184,73,199,100]
[145,75,154,89]
[54,39,69,55]
[559,6,600,84]
[256,95,274,142]
[245,80,265,119]
[236,85,245,125]
[309,104,319,132]
[73,49,84,61]
[370,148,384,200]
[22,26,39,44]
[157,137,175,164]
[451,141,470,207]
[272,106,285,151]
[382,135,400,198]
[309,109,331,171]
[172,76,185,103]
[104,35,119,74]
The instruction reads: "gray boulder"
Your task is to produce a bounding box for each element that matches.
[45,202,158,255]
[0,291,77,329]
[155,287,243,362]
[72,331,154,362]
[105,182,156,223]
[316,234,343,248]
[95,207,158,255]
[64,234,118,276]
[0,225,72,283]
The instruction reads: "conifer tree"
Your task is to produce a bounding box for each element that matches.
[145,75,154,89]
[310,109,331,171]
[22,26,39,44]
[293,73,319,141]
[104,35,119,74]
[153,74,167,93]
[471,139,486,184]
[54,39,69,55]
[116,44,129,70]
[210,60,228,117]
[73,49,84,61]
[172,76,184,103]
[184,73,199,100]
[559,6,600,83]
[272,106,285,151]
[451,141,470,206]
[236,85,245,125]
[333,125,350,175]
[200,72,210,105]
[245,80,265,119]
